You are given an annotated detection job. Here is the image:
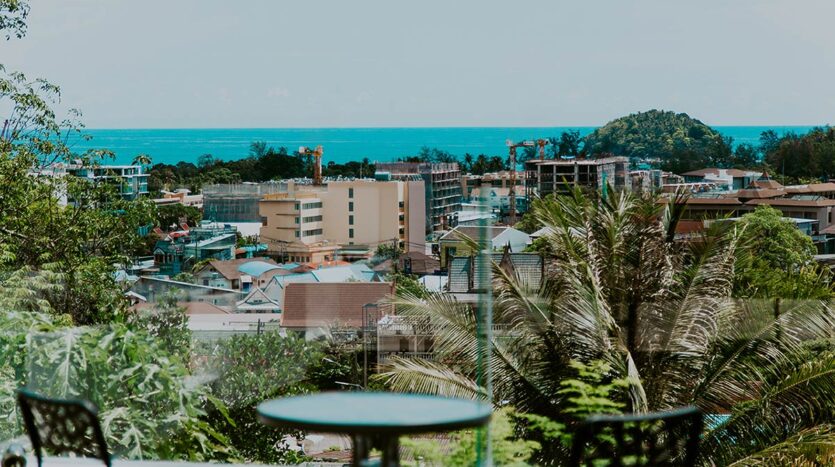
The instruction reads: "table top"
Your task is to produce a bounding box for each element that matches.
[257,392,492,435]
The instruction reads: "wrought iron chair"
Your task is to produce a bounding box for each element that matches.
[569,406,703,466]
[16,389,112,467]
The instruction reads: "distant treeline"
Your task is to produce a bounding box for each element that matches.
[147,115,835,194]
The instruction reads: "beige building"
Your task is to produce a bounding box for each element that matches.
[259,179,425,262]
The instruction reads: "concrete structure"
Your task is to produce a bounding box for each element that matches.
[66,163,149,200]
[152,189,203,208]
[447,251,543,300]
[193,258,284,291]
[259,179,426,262]
[525,157,628,198]
[438,225,532,268]
[680,168,762,191]
[376,162,462,234]
[203,182,288,222]
[152,223,238,276]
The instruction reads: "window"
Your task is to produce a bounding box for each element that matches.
[302,201,323,209]
[349,201,354,212]
[349,188,354,198]
[295,231,300,238]
[302,228,323,237]
[303,215,323,223]
[349,228,354,238]
[295,217,300,224]
[294,202,300,210]
[349,215,354,225]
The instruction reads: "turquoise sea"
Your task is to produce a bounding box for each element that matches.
[74,127,817,166]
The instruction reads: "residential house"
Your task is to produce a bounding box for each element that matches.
[438,225,531,268]
[447,251,543,302]
[193,258,282,291]
[281,282,395,337]
[680,168,761,190]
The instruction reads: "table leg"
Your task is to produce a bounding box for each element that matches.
[350,434,400,467]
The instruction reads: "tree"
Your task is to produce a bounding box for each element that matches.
[735,206,831,298]
[132,153,152,166]
[1,66,156,324]
[379,188,835,465]
[197,153,216,169]
[557,130,583,158]
[732,143,759,168]
[201,332,326,463]
[157,203,202,229]
[0,0,28,40]
[249,140,268,158]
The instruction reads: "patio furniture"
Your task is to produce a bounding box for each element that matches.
[569,406,703,467]
[258,392,492,467]
[16,389,112,467]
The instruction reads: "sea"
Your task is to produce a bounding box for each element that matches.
[72,127,817,166]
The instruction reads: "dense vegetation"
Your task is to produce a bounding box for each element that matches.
[382,188,835,465]
[762,126,835,183]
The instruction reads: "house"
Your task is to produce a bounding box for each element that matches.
[152,223,238,276]
[193,258,282,291]
[262,263,379,310]
[281,282,395,337]
[129,276,245,312]
[680,168,761,190]
[236,288,282,314]
[438,225,531,268]
[372,251,441,276]
[447,251,543,301]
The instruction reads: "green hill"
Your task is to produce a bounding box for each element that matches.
[584,110,725,161]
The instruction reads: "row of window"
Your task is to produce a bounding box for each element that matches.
[302,201,323,210]
[303,215,323,223]
[302,228,323,237]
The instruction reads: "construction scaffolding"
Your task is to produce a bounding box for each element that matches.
[203,182,289,222]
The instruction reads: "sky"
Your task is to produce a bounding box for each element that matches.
[2,0,835,128]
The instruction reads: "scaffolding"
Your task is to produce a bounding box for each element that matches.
[203,182,289,222]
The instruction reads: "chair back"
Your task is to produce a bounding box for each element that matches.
[570,406,703,466]
[16,389,111,467]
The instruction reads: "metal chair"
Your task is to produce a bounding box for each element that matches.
[570,406,703,467]
[16,389,112,467]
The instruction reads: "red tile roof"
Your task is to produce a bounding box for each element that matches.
[784,183,835,194]
[745,198,835,207]
[198,257,279,281]
[281,282,395,328]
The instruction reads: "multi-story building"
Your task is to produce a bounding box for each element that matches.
[259,179,426,262]
[66,164,149,200]
[461,171,525,199]
[525,157,628,198]
[376,162,462,234]
[152,223,238,276]
[203,182,288,222]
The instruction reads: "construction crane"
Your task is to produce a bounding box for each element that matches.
[505,139,536,225]
[298,145,324,185]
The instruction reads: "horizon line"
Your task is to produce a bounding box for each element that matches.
[81,124,828,131]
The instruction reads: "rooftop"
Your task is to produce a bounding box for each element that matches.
[281,282,395,328]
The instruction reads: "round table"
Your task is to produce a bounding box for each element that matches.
[257,392,492,466]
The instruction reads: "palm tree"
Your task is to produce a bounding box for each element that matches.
[132,153,152,166]
[379,188,835,465]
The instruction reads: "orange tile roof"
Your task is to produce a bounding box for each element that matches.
[281,282,394,328]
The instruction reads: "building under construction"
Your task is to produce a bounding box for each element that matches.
[376,162,462,234]
[203,182,289,222]
[525,157,629,198]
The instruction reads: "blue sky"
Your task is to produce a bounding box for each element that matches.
[3,0,834,128]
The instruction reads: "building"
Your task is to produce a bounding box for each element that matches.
[152,189,203,208]
[438,225,532,268]
[447,251,544,300]
[193,258,283,291]
[263,263,378,307]
[371,251,441,276]
[525,157,628,198]
[130,276,244,312]
[461,171,525,198]
[680,168,761,191]
[376,162,462,234]
[66,163,149,200]
[280,282,395,337]
[152,223,238,276]
[203,182,288,222]
[259,179,426,262]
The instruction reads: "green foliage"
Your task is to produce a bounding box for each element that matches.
[156,203,202,229]
[763,126,835,182]
[0,0,28,39]
[389,272,431,299]
[735,206,831,298]
[0,66,155,324]
[583,109,732,171]
[402,407,539,467]
[0,309,232,461]
[200,331,325,463]
[382,188,835,465]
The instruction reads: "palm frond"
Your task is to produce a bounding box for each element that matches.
[376,356,487,401]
